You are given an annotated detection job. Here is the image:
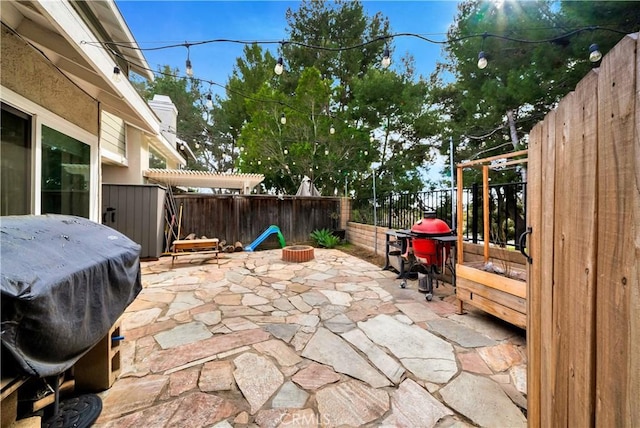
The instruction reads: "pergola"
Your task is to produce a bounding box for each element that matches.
[144,169,264,194]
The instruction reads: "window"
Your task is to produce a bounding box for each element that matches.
[1,103,32,216]
[41,126,91,218]
[149,146,167,169]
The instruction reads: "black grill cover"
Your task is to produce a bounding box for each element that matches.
[1,215,142,377]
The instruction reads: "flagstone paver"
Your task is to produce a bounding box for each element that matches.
[271,381,309,408]
[233,353,284,414]
[153,321,212,349]
[383,378,453,428]
[341,329,405,384]
[440,372,527,427]
[358,314,458,383]
[477,343,526,373]
[291,362,341,390]
[94,249,528,427]
[301,327,391,388]
[316,380,389,427]
[427,318,498,348]
[253,339,303,367]
[199,360,235,392]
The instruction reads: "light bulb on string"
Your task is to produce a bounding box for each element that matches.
[324,149,329,155]
[112,66,122,83]
[284,149,288,155]
[280,113,286,125]
[185,45,194,77]
[195,142,200,149]
[381,47,391,68]
[370,136,374,143]
[274,57,284,75]
[477,51,487,69]
[206,93,213,109]
[477,33,488,69]
[589,43,602,62]
[329,125,335,135]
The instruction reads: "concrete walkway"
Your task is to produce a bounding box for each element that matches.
[94,249,527,427]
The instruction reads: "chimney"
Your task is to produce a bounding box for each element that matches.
[148,94,178,147]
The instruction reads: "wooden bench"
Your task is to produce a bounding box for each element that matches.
[171,238,219,267]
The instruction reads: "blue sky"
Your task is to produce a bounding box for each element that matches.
[115,1,461,97]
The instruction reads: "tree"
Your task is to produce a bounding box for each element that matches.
[431,0,638,183]
[203,44,280,174]
[238,67,375,195]
[133,66,209,170]
[282,0,391,109]
[350,57,432,197]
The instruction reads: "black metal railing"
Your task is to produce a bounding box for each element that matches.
[351,181,527,249]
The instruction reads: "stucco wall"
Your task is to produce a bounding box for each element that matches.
[1,27,98,135]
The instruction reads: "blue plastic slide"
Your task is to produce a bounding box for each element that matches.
[245,225,286,251]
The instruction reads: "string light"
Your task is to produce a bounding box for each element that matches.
[112,66,122,82]
[589,43,602,62]
[206,93,213,108]
[280,113,286,125]
[329,125,335,135]
[284,149,288,154]
[274,57,284,75]
[185,45,193,77]
[381,46,391,68]
[477,33,488,69]
[477,51,488,69]
[195,142,200,149]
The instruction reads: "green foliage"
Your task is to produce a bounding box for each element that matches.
[310,228,341,249]
[429,0,638,184]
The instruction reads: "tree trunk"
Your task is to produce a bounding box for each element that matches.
[506,109,527,182]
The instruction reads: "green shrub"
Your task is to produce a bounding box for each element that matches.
[310,228,341,249]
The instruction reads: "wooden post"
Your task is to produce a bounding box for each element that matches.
[176,204,183,240]
[456,165,464,265]
[482,165,490,263]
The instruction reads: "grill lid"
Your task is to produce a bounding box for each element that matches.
[411,215,452,236]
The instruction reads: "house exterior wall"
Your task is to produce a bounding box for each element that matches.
[1,26,100,221]
[1,27,98,135]
[102,126,147,184]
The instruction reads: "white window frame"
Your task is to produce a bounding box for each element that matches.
[1,86,100,222]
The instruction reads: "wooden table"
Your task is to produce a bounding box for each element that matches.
[171,238,219,267]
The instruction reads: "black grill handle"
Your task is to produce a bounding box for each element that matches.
[519,227,532,264]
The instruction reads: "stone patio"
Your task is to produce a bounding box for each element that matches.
[93,249,527,427]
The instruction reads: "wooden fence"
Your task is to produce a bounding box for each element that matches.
[527,33,639,426]
[173,194,343,248]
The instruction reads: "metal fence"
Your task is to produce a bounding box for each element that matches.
[351,181,527,248]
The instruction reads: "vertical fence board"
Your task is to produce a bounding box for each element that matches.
[551,91,575,426]
[526,121,543,428]
[595,34,639,427]
[567,70,600,426]
[539,109,558,427]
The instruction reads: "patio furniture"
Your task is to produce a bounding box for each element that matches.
[171,238,220,267]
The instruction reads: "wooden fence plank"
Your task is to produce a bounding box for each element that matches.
[526,120,543,428]
[540,109,557,428]
[595,33,639,427]
[552,89,575,426]
[565,69,599,427]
